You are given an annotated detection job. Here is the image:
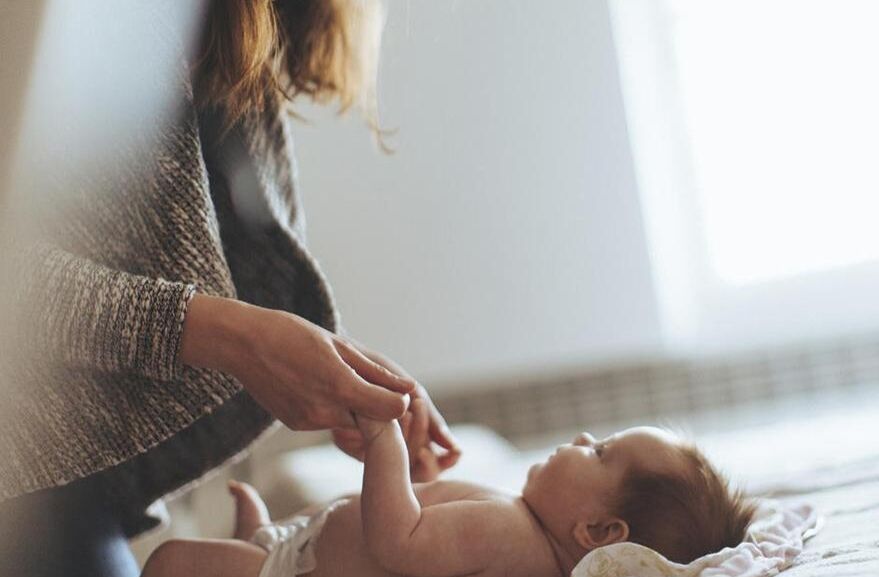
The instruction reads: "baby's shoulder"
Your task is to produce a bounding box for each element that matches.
[481,499,560,577]
[413,484,558,577]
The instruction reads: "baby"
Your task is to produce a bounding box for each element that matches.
[142,400,755,577]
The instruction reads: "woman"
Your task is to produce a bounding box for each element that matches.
[0,1,459,575]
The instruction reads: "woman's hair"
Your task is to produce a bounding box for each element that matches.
[615,444,757,564]
[195,0,384,128]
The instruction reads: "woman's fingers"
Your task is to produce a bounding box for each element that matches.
[429,412,460,454]
[411,447,442,483]
[400,411,413,440]
[437,447,462,470]
[227,308,420,434]
[411,386,461,456]
[336,341,461,469]
[334,340,416,394]
[400,404,421,465]
[418,396,461,472]
[410,398,430,451]
[299,405,357,430]
[338,375,410,421]
[418,447,442,481]
[331,341,411,421]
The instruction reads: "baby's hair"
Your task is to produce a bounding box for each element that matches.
[614,441,757,564]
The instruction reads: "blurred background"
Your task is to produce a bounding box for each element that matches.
[3,0,879,566]
[296,0,879,386]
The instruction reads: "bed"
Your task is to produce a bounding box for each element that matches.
[260,386,879,576]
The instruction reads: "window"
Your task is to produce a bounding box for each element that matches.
[610,0,879,353]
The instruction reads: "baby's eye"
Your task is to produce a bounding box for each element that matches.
[594,445,604,457]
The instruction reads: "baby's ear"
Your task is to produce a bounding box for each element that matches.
[573,518,629,551]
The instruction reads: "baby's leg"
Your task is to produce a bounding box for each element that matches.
[228,480,271,540]
[141,538,266,577]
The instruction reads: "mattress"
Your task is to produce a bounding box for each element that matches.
[265,390,879,576]
[777,458,879,576]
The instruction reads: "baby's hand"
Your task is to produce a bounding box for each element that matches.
[353,392,409,444]
[345,396,457,481]
[353,412,392,445]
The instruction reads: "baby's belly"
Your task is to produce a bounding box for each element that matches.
[307,496,397,577]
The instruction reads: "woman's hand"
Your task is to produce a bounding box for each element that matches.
[351,399,443,482]
[179,294,414,430]
[399,399,444,482]
[332,342,461,474]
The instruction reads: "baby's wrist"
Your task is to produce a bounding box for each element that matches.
[355,414,392,446]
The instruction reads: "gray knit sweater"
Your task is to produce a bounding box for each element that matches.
[0,74,338,537]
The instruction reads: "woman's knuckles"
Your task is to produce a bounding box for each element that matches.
[306,404,348,429]
[383,394,409,419]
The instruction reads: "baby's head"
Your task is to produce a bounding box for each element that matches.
[522,426,755,565]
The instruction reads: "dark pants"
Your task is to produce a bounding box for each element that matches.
[0,475,139,577]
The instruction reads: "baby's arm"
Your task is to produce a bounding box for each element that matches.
[357,414,510,577]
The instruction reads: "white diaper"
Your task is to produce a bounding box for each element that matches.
[251,498,350,577]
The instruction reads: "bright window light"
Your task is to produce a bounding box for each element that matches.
[667,0,879,285]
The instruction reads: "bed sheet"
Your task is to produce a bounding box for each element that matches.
[270,392,879,576]
[516,392,879,576]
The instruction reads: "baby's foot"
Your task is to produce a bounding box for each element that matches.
[228,480,271,541]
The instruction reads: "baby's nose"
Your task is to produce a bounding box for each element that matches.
[574,432,596,446]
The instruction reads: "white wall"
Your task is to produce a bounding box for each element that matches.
[293,0,663,390]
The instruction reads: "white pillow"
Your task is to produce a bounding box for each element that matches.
[572,500,820,577]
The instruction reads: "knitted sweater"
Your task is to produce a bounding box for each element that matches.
[0,74,338,537]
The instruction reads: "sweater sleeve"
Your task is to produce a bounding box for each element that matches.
[19,243,198,382]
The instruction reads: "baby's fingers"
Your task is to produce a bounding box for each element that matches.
[353,412,390,442]
[332,428,366,461]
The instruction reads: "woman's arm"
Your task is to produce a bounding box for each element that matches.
[16,243,414,432]
[180,293,413,431]
[17,243,195,381]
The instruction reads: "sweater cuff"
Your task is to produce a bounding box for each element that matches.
[123,277,198,381]
[24,244,198,381]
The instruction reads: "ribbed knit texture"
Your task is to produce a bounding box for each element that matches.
[0,76,339,537]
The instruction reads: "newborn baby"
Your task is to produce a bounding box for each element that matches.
[142,400,755,577]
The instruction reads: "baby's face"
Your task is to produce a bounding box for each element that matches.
[522,427,685,533]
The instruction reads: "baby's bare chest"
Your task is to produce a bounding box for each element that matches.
[415,479,508,506]
[309,485,554,577]
[308,498,387,577]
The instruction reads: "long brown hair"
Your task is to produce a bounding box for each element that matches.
[195,0,384,129]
